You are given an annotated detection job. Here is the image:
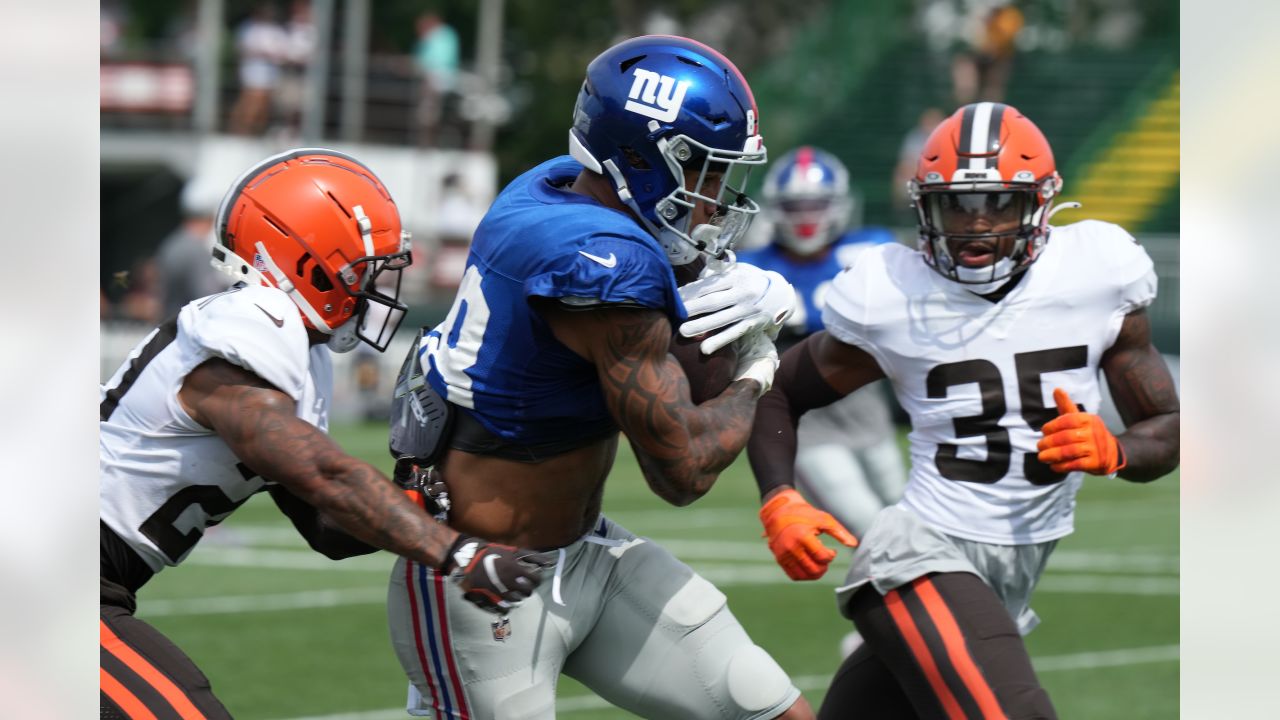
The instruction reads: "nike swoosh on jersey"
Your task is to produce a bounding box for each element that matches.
[578,250,618,268]
[254,303,285,328]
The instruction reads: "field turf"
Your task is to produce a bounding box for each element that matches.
[137,421,1178,719]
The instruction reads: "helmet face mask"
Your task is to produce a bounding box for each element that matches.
[762,146,853,256]
[334,226,412,352]
[910,103,1061,292]
[651,134,765,259]
[569,36,767,265]
[212,148,413,352]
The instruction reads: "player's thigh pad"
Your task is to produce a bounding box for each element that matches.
[388,557,567,720]
[100,605,232,720]
[564,529,800,720]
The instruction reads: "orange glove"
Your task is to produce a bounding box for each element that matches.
[759,488,858,581]
[1036,388,1127,475]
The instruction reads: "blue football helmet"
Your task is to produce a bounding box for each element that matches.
[762,146,853,255]
[569,35,767,264]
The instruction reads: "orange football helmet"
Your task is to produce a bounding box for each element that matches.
[909,103,1062,291]
[212,148,412,352]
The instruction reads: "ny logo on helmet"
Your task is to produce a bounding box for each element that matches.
[624,68,691,123]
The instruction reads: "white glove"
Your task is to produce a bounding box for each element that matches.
[733,331,780,396]
[678,262,798,354]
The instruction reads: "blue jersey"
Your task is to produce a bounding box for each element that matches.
[738,228,896,338]
[421,156,684,446]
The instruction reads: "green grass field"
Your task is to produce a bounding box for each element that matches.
[138,422,1178,719]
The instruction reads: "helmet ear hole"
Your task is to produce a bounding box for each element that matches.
[620,146,650,170]
[310,264,335,292]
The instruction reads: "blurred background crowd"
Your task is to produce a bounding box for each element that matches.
[100,0,1178,420]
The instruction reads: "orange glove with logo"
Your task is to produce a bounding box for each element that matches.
[1037,388,1127,475]
[759,488,858,581]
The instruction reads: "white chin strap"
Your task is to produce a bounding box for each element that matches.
[574,133,715,267]
[955,256,1019,295]
[212,241,362,350]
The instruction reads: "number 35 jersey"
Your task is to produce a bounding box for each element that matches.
[100,284,332,571]
[822,220,1157,544]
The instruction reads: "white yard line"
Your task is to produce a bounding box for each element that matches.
[183,546,394,572]
[140,587,388,617]
[143,567,1175,619]
[1036,574,1179,596]
[186,539,1176,576]
[1042,550,1178,574]
[274,645,1179,720]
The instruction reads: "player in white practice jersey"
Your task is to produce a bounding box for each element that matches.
[748,103,1179,719]
[99,149,549,719]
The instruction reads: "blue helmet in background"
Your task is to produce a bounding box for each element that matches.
[570,35,767,264]
[762,146,854,255]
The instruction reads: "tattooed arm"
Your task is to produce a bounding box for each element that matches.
[1100,309,1180,482]
[178,359,458,565]
[266,484,378,560]
[540,302,760,506]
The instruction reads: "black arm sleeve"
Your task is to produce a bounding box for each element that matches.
[746,336,846,499]
[268,485,379,560]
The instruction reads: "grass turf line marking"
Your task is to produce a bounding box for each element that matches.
[190,536,1177,575]
[142,570,1176,617]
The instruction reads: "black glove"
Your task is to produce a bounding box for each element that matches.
[441,534,555,614]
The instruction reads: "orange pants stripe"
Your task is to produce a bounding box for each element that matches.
[101,666,159,720]
[916,577,1008,719]
[885,587,969,720]
[100,619,208,720]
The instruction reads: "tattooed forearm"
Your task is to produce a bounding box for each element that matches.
[268,485,378,559]
[1101,310,1180,482]
[595,312,760,506]
[189,359,458,566]
[292,451,458,563]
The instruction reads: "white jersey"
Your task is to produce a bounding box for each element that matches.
[100,284,333,571]
[822,220,1156,544]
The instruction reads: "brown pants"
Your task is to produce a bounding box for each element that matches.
[100,602,232,719]
[819,572,1057,720]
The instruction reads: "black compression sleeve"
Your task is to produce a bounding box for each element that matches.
[268,485,379,560]
[747,336,846,499]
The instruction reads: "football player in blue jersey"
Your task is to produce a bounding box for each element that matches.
[382,36,813,720]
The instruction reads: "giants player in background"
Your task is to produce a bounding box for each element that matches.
[99,150,547,719]
[748,104,1179,718]
[739,145,910,659]
[739,146,907,546]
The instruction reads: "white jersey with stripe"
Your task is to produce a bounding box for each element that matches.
[100,284,332,571]
[821,220,1157,544]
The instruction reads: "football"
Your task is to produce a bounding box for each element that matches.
[669,328,738,404]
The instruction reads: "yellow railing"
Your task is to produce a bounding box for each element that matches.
[1055,72,1179,230]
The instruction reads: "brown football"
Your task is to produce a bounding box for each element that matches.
[669,327,738,404]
